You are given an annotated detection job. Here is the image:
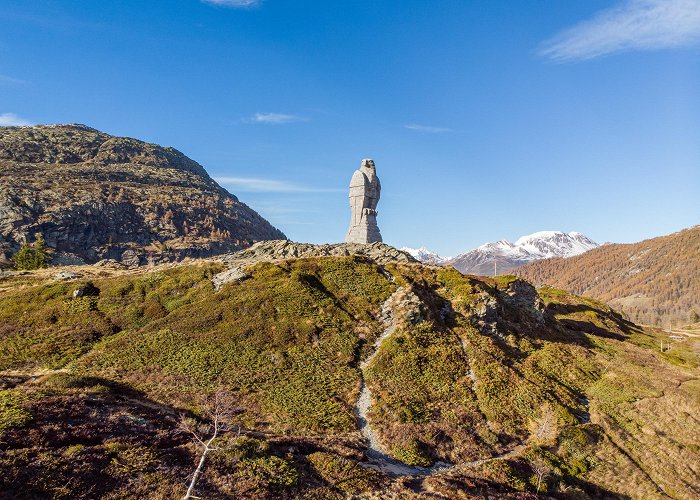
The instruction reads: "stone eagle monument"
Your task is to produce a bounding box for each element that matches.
[345,159,382,244]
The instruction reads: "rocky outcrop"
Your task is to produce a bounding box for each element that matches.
[218,240,416,268]
[211,266,249,291]
[0,124,285,267]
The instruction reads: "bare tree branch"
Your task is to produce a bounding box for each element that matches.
[530,457,552,493]
[179,388,243,500]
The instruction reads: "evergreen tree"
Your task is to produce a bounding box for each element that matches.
[690,309,700,324]
[32,234,48,269]
[11,235,51,270]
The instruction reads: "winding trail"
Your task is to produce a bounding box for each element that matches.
[354,288,452,476]
[354,288,524,477]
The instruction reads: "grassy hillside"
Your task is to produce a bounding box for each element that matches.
[1,256,698,498]
[515,225,700,327]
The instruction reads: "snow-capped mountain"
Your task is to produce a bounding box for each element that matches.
[513,231,598,259]
[405,231,598,275]
[448,231,598,275]
[400,246,449,265]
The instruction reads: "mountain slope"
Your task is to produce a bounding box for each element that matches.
[516,225,700,326]
[448,231,598,275]
[1,247,697,498]
[0,124,285,267]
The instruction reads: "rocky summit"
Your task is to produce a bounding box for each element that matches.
[0,124,285,268]
[219,240,416,267]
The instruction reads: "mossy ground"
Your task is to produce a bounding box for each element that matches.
[1,258,698,498]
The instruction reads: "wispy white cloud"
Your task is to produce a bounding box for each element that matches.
[0,74,26,85]
[0,113,33,126]
[248,200,322,226]
[245,112,307,124]
[201,0,262,8]
[215,176,343,193]
[540,0,700,62]
[404,123,452,133]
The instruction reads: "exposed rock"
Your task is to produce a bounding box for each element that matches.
[72,282,100,298]
[212,266,249,291]
[51,252,87,266]
[386,287,423,326]
[501,279,546,323]
[470,291,500,336]
[54,271,82,281]
[120,249,141,268]
[346,159,382,244]
[0,124,285,266]
[94,259,125,269]
[219,240,416,268]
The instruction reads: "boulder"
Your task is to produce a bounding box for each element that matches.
[212,267,249,291]
[54,271,82,281]
[73,282,100,298]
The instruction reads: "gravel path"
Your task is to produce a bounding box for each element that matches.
[354,288,452,475]
[353,287,525,477]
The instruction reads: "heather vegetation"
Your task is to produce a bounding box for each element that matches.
[0,256,698,498]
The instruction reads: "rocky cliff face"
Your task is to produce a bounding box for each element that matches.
[0,124,285,267]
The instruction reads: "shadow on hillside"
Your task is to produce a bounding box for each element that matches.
[547,302,635,341]
[294,272,358,321]
[413,275,632,349]
[0,374,196,499]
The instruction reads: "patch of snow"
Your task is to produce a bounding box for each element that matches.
[446,230,599,275]
[514,231,598,258]
[457,230,598,263]
[400,246,449,264]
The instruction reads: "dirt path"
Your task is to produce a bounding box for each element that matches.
[354,288,453,476]
[0,367,69,380]
[354,288,524,477]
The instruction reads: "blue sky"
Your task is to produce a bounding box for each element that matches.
[2,0,699,256]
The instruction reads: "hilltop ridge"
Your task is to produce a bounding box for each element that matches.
[0,124,285,267]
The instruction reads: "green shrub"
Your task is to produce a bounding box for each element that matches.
[307,451,382,494]
[398,401,431,424]
[238,456,298,490]
[392,439,432,467]
[556,426,600,477]
[482,459,528,491]
[42,373,106,390]
[210,436,270,468]
[0,389,32,432]
[107,444,159,475]
[65,296,99,314]
[64,444,86,457]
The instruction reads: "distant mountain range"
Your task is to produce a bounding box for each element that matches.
[402,230,599,275]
